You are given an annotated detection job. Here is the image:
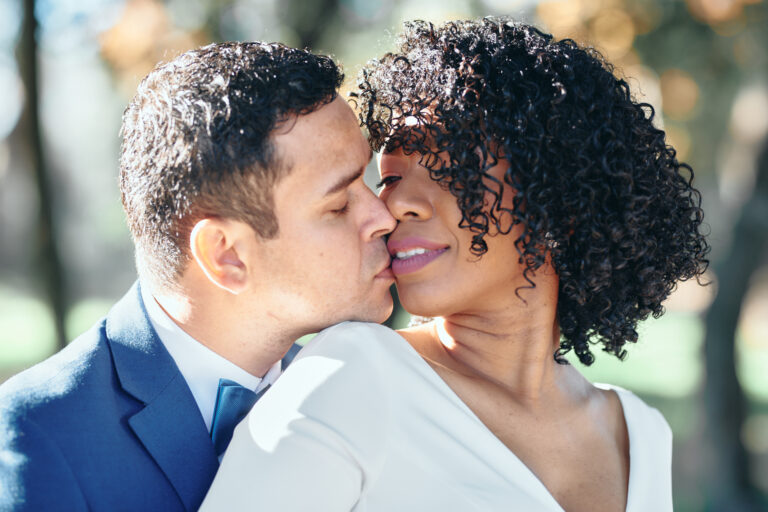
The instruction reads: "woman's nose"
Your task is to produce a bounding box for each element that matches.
[379,152,433,222]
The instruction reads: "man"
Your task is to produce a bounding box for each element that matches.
[0,42,395,511]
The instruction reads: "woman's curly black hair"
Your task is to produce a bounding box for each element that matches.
[352,17,710,365]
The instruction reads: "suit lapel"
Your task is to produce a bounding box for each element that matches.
[128,373,218,510]
[106,283,218,511]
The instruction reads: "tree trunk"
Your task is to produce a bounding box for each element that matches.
[16,0,68,351]
[703,140,768,511]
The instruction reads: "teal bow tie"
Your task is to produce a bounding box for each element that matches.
[210,379,270,457]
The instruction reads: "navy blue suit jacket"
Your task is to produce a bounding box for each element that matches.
[0,282,300,511]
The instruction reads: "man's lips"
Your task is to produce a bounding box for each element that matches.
[374,252,394,279]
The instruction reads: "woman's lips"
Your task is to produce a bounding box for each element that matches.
[387,237,450,276]
[390,247,448,275]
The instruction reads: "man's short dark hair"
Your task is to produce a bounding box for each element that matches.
[120,42,343,288]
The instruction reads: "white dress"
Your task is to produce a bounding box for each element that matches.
[201,322,673,511]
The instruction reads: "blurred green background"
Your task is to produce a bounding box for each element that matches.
[1,0,767,510]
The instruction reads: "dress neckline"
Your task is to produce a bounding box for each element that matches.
[387,327,636,512]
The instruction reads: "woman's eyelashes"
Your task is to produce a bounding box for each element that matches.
[376,175,401,189]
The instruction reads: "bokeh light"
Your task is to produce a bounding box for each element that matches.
[730,84,768,144]
[100,0,206,94]
[661,69,700,121]
[589,7,635,61]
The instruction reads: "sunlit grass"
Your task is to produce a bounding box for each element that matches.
[65,298,113,340]
[738,334,768,400]
[0,287,112,374]
[0,287,57,368]
[567,312,704,398]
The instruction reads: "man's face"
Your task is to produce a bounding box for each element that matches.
[248,96,396,334]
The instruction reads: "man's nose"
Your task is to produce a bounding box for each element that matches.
[365,190,397,240]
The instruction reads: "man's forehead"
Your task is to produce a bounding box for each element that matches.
[272,109,370,201]
[274,152,369,207]
[273,98,360,150]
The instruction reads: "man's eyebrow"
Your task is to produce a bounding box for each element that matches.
[322,148,373,197]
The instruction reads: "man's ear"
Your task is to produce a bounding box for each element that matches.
[189,218,254,295]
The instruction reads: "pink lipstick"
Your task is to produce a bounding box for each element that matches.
[387,237,449,276]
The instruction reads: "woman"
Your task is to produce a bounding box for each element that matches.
[201,18,709,511]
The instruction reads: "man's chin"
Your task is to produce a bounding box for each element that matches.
[349,297,394,326]
[374,301,395,325]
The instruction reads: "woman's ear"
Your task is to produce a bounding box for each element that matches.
[189,218,253,294]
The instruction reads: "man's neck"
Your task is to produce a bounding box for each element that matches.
[149,286,297,378]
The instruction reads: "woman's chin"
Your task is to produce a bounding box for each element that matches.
[397,293,446,320]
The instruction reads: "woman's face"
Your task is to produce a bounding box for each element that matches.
[378,147,536,318]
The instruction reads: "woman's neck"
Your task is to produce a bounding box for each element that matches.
[431,277,573,406]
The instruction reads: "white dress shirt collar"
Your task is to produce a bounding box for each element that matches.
[140,283,281,432]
